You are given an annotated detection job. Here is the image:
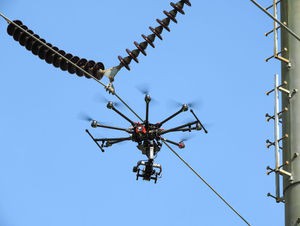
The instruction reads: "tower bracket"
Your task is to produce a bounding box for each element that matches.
[265,48,289,64]
[266,80,298,99]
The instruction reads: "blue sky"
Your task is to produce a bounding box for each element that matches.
[0,0,284,225]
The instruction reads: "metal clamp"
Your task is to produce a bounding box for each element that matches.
[265,48,289,64]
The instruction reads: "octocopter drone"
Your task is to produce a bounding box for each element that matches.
[1,0,208,183]
[85,94,207,183]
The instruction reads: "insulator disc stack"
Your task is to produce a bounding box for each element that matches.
[7,20,105,80]
[118,0,191,71]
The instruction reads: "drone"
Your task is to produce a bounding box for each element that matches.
[85,94,207,183]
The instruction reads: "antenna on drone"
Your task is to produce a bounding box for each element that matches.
[251,0,300,224]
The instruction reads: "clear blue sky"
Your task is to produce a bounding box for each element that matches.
[0,0,284,225]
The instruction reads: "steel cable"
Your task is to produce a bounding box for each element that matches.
[162,140,252,226]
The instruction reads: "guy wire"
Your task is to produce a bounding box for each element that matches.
[162,141,251,226]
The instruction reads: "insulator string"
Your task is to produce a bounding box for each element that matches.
[5,18,105,81]
[163,141,252,226]
[118,0,192,71]
[0,12,142,122]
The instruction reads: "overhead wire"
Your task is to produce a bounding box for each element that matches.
[162,140,252,226]
[0,12,143,122]
[114,93,143,121]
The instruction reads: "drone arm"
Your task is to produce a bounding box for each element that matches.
[158,109,182,127]
[95,137,132,147]
[175,126,200,132]
[145,96,150,129]
[157,105,188,127]
[95,123,131,133]
[85,129,105,152]
[161,138,185,149]
[110,106,136,126]
[159,121,198,135]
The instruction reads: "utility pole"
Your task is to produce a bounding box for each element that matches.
[281,1,300,225]
[251,0,300,225]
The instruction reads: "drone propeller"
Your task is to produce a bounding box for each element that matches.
[94,95,123,108]
[137,84,150,95]
[168,99,201,109]
[79,112,113,128]
[180,135,191,143]
[136,84,159,105]
[79,113,94,122]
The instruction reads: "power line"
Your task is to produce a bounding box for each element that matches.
[114,93,143,121]
[163,140,251,226]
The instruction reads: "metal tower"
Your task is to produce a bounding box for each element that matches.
[252,0,300,225]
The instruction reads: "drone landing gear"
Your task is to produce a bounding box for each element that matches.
[133,160,162,183]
